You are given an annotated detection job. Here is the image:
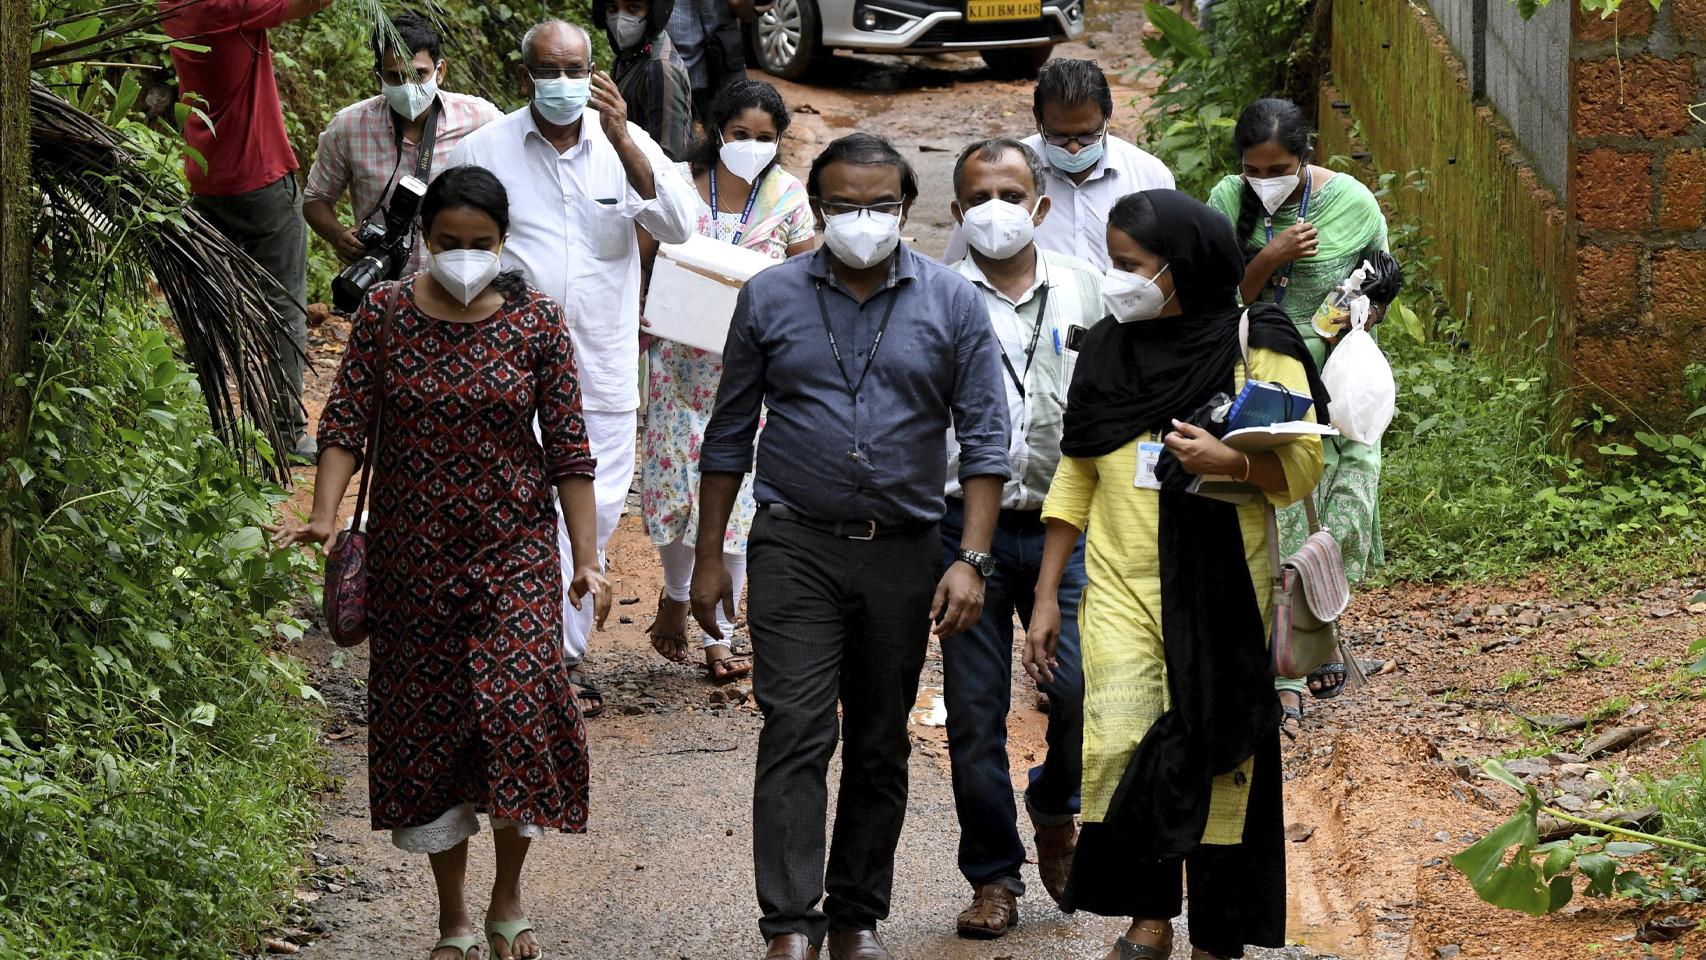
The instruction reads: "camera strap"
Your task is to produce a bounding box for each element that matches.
[393,96,441,185]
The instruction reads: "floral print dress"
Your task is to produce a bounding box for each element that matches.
[641,162,814,553]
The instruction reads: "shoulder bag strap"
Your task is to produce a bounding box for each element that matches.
[349,285,399,533]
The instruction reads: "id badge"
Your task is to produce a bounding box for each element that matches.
[1134,441,1164,490]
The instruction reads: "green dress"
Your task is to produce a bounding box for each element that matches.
[1208,172,1389,585]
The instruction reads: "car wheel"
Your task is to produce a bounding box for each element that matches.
[753,0,820,80]
[981,44,1054,80]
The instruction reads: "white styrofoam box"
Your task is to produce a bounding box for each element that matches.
[645,232,781,355]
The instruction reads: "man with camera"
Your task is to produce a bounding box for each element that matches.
[161,0,337,462]
[304,12,502,298]
[449,19,697,707]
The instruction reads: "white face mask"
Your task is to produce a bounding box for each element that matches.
[958,198,1036,261]
[532,75,591,126]
[427,247,502,305]
[613,13,649,50]
[720,138,777,183]
[382,69,439,121]
[1245,171,1302,215]
[1103,264,1173,322]
[822,209,902,269]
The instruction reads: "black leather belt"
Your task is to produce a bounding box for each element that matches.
[763,503,935,541]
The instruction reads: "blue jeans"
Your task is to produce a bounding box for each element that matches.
[939,498,1086,895]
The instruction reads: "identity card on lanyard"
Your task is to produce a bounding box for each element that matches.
[1134,436,1164,491]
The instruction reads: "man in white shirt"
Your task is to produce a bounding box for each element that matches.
[943,59,1173,272]
[940,137,1100,940]
[450,19,697,696]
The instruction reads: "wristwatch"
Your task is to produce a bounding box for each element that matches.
[955,548,996,578]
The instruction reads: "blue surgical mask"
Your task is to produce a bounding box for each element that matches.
[1044,137,1104,175]
[533,75,591,126]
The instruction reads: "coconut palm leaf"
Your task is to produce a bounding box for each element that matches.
[30,79,300,479]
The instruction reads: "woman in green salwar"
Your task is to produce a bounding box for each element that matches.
[1207,98,1390,734]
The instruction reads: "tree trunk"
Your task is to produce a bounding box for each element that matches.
[0,0,30,605]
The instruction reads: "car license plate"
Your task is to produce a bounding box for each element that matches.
[966,0,1042,22]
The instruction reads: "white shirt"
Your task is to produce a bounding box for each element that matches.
[943,133,1174,273]
[448,106,697,412]
[945,247,1104,511]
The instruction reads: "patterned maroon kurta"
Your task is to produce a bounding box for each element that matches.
[319,279,595,833]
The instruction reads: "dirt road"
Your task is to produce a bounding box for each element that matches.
[276,15,1706,960]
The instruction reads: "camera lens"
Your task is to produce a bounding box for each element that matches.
[333,253,391,313]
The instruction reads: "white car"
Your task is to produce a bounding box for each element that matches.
[750,0,1086,80]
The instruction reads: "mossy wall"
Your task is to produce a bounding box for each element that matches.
[1323,0,1571,363]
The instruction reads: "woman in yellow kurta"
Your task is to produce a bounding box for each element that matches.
[1025,190,1326,960]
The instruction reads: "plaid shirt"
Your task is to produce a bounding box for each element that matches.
[304,90,504,275]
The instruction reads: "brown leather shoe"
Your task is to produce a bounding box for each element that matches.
[955,882,1018,939]
[764,933,819,960]
[825,929,892,960]
[1031,813,1078,908]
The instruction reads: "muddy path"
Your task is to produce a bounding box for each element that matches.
[271,17,1706,958]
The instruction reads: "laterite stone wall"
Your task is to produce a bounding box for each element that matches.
[1325,0,1706,431]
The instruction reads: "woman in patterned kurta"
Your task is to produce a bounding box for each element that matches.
[276,166,604,960]
[641,79,814,681]
[1207,98,1390,725]
[1027,192,1325,960]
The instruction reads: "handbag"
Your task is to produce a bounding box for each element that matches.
[1266,497,1353,679]
[323,286,399,647]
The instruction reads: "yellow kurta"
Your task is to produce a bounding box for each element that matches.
[1040,347,1324,843]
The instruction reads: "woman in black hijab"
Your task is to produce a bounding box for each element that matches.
[1025,190,1327,960]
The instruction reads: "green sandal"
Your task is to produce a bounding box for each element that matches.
[432,935,482,959]
[486,918,540,960]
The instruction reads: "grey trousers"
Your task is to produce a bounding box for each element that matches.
[192,173,309,443]
[746,508,943,946]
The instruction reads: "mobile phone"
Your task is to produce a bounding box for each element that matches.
[1065,324,1088,351]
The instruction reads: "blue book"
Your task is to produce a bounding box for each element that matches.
[1226,380,1315,431]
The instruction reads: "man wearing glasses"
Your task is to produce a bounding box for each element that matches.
[944,58,1173,272]
[694,133,1010,960]
[304,11,502,277]
[450,19,698,709]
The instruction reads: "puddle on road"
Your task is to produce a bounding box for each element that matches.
[910,685,947,727]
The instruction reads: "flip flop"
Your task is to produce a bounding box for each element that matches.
[432,934,482,959]
[704,649,752,685]
[486,917,541,960]
[1307,661,1348,700]
[567,666,605,719]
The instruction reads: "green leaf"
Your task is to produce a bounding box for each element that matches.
[7,457,33,488]
[188,703,218,727]
[1542,843,1577,879]
[1143,2,1210,60]
[1577,852,1617,896]
[1604,841,1655,857]
[221,526,264,553]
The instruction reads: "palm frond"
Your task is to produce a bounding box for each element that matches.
[30,79,301,479]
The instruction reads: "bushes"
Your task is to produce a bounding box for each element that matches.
[0,268,323,957]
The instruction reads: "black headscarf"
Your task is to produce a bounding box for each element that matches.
[1062,189,1328,458]
[1057,190,1329,873]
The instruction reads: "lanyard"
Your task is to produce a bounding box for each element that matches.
[1262,168,1312,306]
[997,283,1051,399]
[359,98,442,226]
[709,168,762,245]
[815,280,900,399]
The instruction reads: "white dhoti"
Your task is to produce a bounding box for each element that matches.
[555,408,637,664]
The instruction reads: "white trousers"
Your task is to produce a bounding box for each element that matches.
[556,409,637,665]
[657,534,747,648]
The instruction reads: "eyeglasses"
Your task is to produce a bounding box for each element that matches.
[1039,125,1107,149]
[379,65,437,86]
[817,200,905,217]
[529,66,593,80]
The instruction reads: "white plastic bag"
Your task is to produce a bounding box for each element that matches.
[1320,300,1396,445]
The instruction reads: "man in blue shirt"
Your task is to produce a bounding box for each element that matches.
[693,133,1010,960]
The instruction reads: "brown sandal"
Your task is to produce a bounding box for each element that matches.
[1030,814,1077,908]
[955,882,1017,939]
[704,648,752,685]
[646,590,690,663]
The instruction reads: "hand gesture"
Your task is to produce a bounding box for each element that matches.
[1270,220,1319,264]
[589,71,629,142]
[1023,599,1061,685]
[1163,418,1245,478]
[268,514,339,550]
[930,561,985,638]
[569,564,609,614]
[691,556,736,641]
